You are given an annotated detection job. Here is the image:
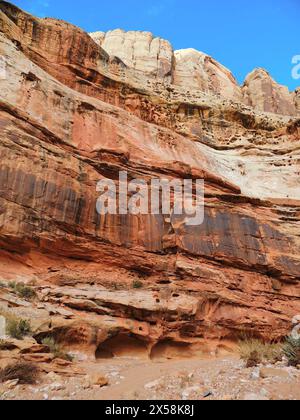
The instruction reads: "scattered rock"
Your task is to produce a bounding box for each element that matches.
[250,368,260,380]
[48,383,65,391]
[3,379,19,389]
[144,379,161,390]
[243,393,269,401]
[202,391,214,399]
[260,368,290,380]
[90,374,109,388]
[82,374,109,389]
[182,386,203,400]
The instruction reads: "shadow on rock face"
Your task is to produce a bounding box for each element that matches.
[150,339,194,361]
[95,333,150,360]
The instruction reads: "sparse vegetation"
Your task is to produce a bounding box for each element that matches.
[132,280,143,289]
[8,282,37,301]
[8,281,16,289]
[283,336,300,367]
[0,362,39,385]
[41,337,60,354]
[42,337,73,362]
[6,318,31,340]
[239,339,283,368]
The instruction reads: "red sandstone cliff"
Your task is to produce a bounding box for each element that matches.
[0,1,299,358]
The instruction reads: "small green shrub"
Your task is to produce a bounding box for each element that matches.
[42,337,73,362]
[283,336,300,367]
[132,280,143,289]
[0,362,39,384]
[239,339,283,367]
[41,337,60,354]
[8,282,37,301]
[7,319,31,340]
[17,285,37,300]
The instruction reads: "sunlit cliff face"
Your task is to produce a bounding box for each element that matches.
[0,2,299,353]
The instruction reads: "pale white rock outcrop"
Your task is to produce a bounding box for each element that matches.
[90,29,300,116]
[90,29,173,79]
[243,68,297,116]
[173,48,243,102]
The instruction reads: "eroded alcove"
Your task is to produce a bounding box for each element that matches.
[150,339,194,361]
[95,333,150,359]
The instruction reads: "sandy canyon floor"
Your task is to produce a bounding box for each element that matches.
[1,356,300,401]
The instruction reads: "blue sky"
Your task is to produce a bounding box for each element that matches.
[11,0,300,91]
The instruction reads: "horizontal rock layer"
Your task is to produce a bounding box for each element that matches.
[0,2,300,352]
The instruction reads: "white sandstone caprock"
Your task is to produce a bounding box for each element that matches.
[243,68,297,116]
[173,48,243,102]
[90,29,173,80]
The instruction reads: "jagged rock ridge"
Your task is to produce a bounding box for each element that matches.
[90,29,300,116]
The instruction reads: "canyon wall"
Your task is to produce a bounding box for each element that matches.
[0,1,300,357]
